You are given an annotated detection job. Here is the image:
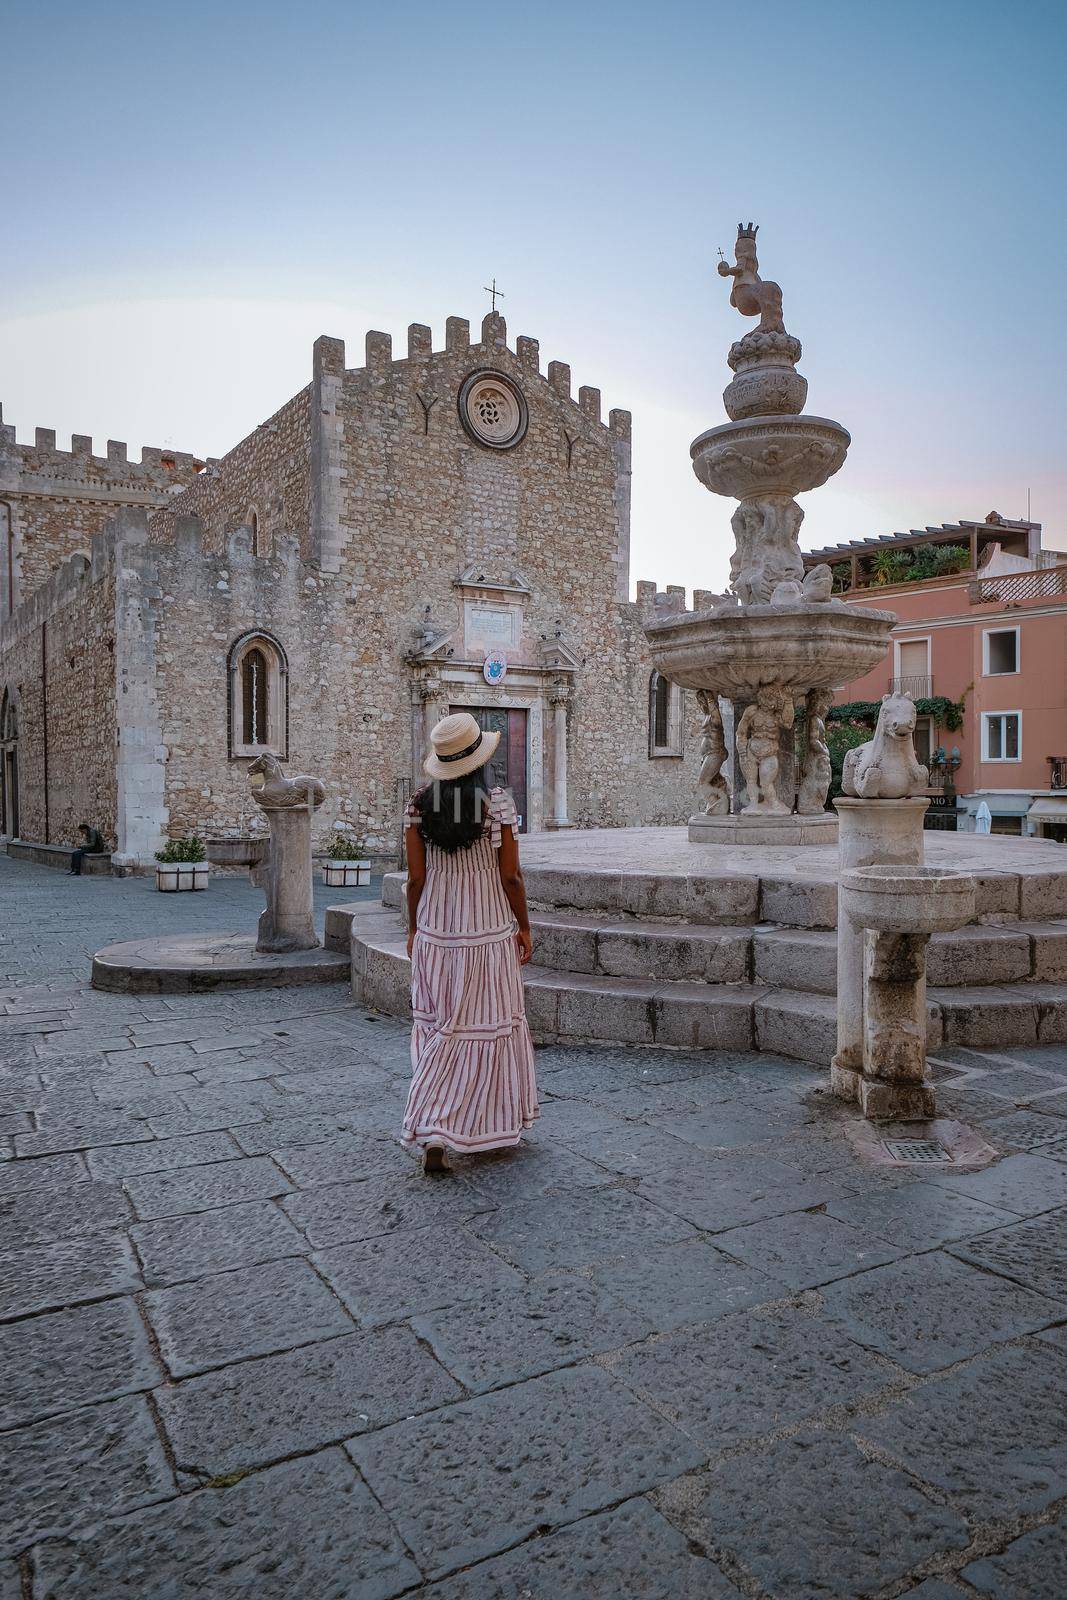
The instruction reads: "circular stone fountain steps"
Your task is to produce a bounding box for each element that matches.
[336,900,1067,1066]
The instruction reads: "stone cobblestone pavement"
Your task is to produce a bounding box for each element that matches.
[1,851,1066,1598]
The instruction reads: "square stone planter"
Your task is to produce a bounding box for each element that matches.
[155,863,210,892]
[322,859,370,889]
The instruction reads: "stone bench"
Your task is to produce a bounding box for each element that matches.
[6,840,113,875]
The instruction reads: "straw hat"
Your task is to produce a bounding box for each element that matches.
[423,711,499,780]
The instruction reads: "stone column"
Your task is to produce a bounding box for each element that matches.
[831,797,929,1102]
[860,926,934,1119]
[546,682,571,829]
[255,804,319,952]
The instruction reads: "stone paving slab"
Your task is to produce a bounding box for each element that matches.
[858,1342,1067,1519]
[424,1497,743,1599]
[470,1181,698,1272]
[282,1172,493,1248]
[657,1430,970,1600]
[927,1151,1067,1216]
[86,1129,240,1179]
[1,1395,173,1558]
[819,1250,1065,1372]
[824,1180,1018,1251]
[413,1271,658,1392]
[123,1153,290,1220]
[0,1151,87,1194]
[0,1232,142,1321]
[314,1223,524,1327]
[608,1303,891,1443]
[144,1256,354,1376]
[269,1131,413,1187]
[947,1206,1067,1299]
[30,1449,419,1599]
[157,1326,462,1478]
[0,1299,160,1429]
[588,1238,778,1331]
[636,1151,843,1234]
[961,1514,1067,1598]
[131,1198,308,1286]
[711,1208,902,1289]
[0,1176,132,1247]
[349,1364,704,1579]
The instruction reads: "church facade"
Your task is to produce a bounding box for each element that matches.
[0,311,702,866]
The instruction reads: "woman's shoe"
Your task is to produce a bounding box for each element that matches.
[423,1144,448,1176]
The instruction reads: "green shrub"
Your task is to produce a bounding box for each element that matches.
[154,835,206,864]
[323,832,366,861]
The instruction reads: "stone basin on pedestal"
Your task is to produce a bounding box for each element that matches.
[839,865,976,936]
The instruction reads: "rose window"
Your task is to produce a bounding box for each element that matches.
[459,371,528,449]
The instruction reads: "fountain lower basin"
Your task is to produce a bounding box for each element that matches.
[644,599,895,699]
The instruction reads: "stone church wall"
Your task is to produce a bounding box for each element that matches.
[0,404,204,614]
[0,538,118,846]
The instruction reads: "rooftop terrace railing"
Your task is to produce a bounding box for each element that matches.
[970,567,1067,605]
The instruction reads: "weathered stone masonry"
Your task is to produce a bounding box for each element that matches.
[1,313,700,862]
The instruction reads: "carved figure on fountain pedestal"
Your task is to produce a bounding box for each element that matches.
[247,751,326,809]
[717,224,785,335]
[695,691,731,815]
[736,685,795,815]
[841,693,929,799]
[729,496,805,605]
[797,688,833,814]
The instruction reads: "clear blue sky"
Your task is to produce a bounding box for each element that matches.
[4,0,1065,590]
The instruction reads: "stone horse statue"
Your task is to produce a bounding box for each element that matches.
[842,693,929,799]
[717,223,786,335]
[247,751,325,810]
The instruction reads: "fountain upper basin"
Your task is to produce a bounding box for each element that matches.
[644,600,895,698]
[691,413,851,500]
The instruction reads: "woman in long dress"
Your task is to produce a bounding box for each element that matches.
[402,712,539,1174]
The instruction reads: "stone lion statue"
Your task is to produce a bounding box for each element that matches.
[247,751,326,810]
[841,693,928,799]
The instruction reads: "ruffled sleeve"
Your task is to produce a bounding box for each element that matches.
[487,787,518,849]
[403,796,419,832]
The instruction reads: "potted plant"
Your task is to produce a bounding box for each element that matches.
[321,832,370,888]
[154,835,210,892]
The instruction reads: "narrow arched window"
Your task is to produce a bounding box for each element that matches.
[241,647,269,745]
[228,633,288,758]
[649,671,683,757]
[249,509,260,557]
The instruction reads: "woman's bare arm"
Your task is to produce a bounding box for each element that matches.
[405,824,426,957]
[497,824,533,964]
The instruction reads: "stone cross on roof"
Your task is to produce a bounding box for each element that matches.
[483,278,505,313]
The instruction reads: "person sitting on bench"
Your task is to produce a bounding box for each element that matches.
[68,822,104,876]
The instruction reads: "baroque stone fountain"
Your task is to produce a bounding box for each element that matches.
[645,224,895,844]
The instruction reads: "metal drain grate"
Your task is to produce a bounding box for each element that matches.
[881,1138,953,1164]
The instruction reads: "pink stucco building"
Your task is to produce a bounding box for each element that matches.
[803,514,1067,839]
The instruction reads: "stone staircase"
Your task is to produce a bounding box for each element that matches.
[329,862,1067,1066]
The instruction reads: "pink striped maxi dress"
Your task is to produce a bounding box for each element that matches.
[402,787,539,1154]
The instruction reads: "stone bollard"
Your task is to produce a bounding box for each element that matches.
[831,796,929,1104]
[836,865,975,1120]
[247,753,326,954]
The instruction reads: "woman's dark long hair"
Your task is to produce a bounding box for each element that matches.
[413,772,490,853]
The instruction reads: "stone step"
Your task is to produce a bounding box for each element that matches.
[347,906,1067,1063]
[331,900,1067,993]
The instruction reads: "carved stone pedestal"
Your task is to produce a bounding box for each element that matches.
[830,797,929,1106]
[255,805,320,953]
[834,851,975,1121]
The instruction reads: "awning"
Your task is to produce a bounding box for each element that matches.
[1027,798,1067,822]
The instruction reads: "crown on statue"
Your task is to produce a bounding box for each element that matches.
[737,222,758,239]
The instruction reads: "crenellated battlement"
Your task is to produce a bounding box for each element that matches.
[315,316,631,436]
[0,404,206,481]
[634,582,723,616]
